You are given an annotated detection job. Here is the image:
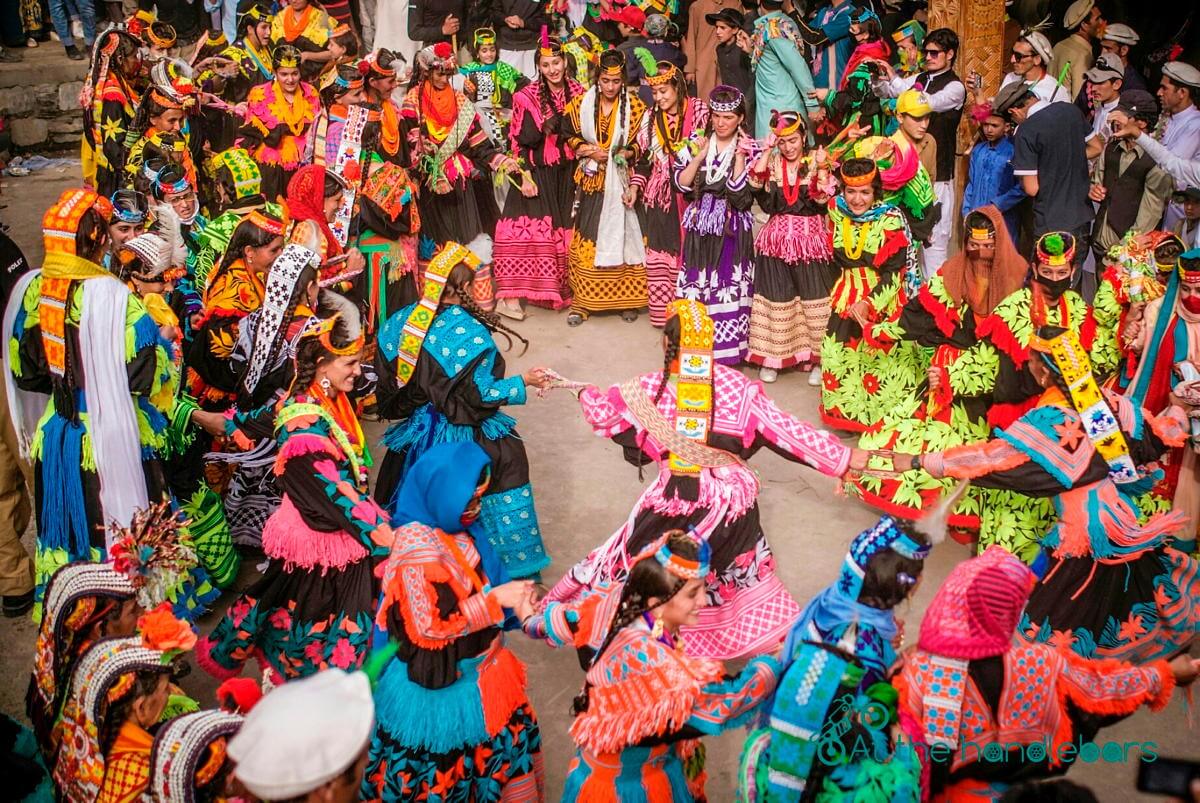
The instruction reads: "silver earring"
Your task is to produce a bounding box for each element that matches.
[319,377,332,390]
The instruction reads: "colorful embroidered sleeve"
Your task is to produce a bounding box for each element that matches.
[10,275,49,392]
[578,384,633,438]
[685,655,781,734]
[751,389,852,476]
[1059,652,1174,715]
[470,349,526,406]
[379,526,503,650]
[924,437,1030,481]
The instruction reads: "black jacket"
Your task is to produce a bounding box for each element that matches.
[491,0,547,51]
[408,0,468,45]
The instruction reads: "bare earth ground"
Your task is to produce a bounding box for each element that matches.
[0,170,1192,801]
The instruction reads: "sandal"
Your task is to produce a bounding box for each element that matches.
[567,312,584,327]
[497,299,526,321]
[621,310,638,323]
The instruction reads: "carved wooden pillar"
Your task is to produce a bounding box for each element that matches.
[928,0,1007,237]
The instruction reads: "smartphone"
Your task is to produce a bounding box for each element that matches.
[1136,756,1200,797]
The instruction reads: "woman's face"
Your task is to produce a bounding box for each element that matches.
[711,110,742,139]
[329,39,346,59]
[429,67,452,90]
[777,131,804,161]
[651,82,679,112]
[843,184,876,215]
[598,72,623,100]
[339,85,364,104]
[319,352,362,394]
[167,189,198,221]
[132,275,171,297]
[106,598,143,638]
[253,20,272,44]
[152,108,186,134]
[108,221,145,247]
[1028,354,1054,388]
[654,579,706,632]
[288,0,309,10]
[131,674,171,728]
[538,53,565,85]
[244,236,286,272]
[323,190,345,222]
[277,66,301,92]
[371,73,398,97]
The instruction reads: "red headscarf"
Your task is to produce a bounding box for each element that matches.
[286,164,343,258]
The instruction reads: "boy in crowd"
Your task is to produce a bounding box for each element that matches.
[962,102,1024,243]
[707,7,754,120]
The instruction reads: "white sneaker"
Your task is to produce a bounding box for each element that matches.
[808,368,822,386]
[760,367,778,383]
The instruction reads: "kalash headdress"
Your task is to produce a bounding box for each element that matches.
[144,20,177,50]
[1035,231,1076,267]
[1028,327,1138,483]
[148,59,197,110]
[54,632,193,802]
[209,147,262,200]
[298,289,366,360]
[272,44,302,70]
[840,159,878,187]
[769,109,805,137]
[599,48,625,78]
[150,710,244,803]
[1154,232,1186,274]
[80,26,139,121]
[240,243,322,396]
[634,47,678,86]
[42,188,114,260]
[537,25,561,58]
[416,41,457,74]
[107,500,201,611]
[387,241,480,389]
[1178,247,1200,284]
[474,26,497,49]
[360,47,398,80]
[119,203,187,282]
[30,563,135,734]
[708,83,744,113]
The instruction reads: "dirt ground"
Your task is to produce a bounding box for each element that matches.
[0,169,1192,801]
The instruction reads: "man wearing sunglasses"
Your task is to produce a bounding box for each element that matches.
[870,27,964,275]
[999,28,1066,105]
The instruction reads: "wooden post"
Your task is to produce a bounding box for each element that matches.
[928,0,1008,247]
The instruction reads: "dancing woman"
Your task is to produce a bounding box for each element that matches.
[238,46,320,200]
[546,300,865,659]
[493,35,583,318]
[674,85,756,365]
[197,306,393,681]
[530,531,781,801]
[631,57,707,327]
[375,243,553,579]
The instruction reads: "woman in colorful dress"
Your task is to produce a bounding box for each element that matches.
[897,547,1196,801]
[847,208,1026,540]
[26,563,137,762]
[308,63,367,167]
[148,710,243,803]
[238,46,320,201]
[269,0,335,82]
[673,85,756,365]
[811,6,891,138]
[531,530,780,801]
[375,243,553,579]
[819,157,921,433]
[81,27,141,196]
[460,27,529,148]
[546,300,864,659]
[895,326,1200,665]
[1122,246,1200,553]
[739,508,939,801]
[746,110,837,384]
[352,158,423,336]
[123,61,199,190]
[631,58,707,327]
[493,35,582,319]
[561,49,649,326]
[197,304,394,682]
[54,614,195,803]
[195,2,274,153]
[192,147,264,292]
[5,190,174,606]
[285,164,367,289]
[187,207,286,412]
[363,441,543,801]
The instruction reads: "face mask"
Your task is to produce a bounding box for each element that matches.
[1181,295,1200,314]
[1036,275,1071,300]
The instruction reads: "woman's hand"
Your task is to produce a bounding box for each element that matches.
[523,367,552,389]
[812,88,830,103]
[693,135,709,154]
[433,177,452,195]
[490,580,534,609]
[849,299,872,328]
[1168,654,1200,686]
[848,447,869,472]
[622,185,639,207]
[590,147,609,164]
[345,248,366,276]
[927,366,942,393]
[519,176,539,198]
[190,409,227,437]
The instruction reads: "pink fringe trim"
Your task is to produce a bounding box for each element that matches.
[274,432,341,475]
[195,636,240,681]
[262,495,368,572]
[754,214,832,263]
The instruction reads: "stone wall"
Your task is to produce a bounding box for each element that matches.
[0,52,89,154]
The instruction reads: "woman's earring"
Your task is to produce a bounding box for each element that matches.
[319,376,332,391]
[651,615,664,640]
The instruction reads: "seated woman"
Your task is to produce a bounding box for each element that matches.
[375,242,553,579]
[197,304,393,682]
[897,547,1197,801]
[529,530,780,801]
[53,610,196,803]
[364,441,543,801]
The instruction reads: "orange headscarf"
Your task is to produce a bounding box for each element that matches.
[941,205,1027,319]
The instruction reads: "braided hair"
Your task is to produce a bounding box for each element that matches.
[535,51,575,124]
[98,667,174,756]
[572,530,699,715]
[444,262,530,355]
[236,264,318,401]
[288,310,360,399]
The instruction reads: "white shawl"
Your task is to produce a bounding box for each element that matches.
[2,270,47,459]
[80,277,149,542]
[579,87,645,268]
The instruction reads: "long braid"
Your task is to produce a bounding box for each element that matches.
[287,338,324,399]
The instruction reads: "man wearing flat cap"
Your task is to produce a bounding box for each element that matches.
[1099,22,1145,91]
[1001,27,1069,105]
[1083,53,1124,161]
[1051,0,1105,101]
[1088,89,1173,260]
[1157,60,1200,228]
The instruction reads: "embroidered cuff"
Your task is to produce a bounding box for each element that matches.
[463,591,503,631]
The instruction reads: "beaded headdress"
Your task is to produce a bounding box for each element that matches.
[769,109,804,137]
[273,45,302,70]
[599,49,625,78]
[644,59,679,86]
[417,41,457,73]
[121,204,186,281]
[148,59,197,110]
[43,188,115,257]
[708,84,743,113]
[537,25,561,58]
[393,241,480,388]
[361,48,398,79]
[241,243,322,394]
[300,306,367,358]
[210,147,262,199]
[841,163,878,187]
[1029,328,1137,482]
[145,20,176,49]
[247,204,289,236]
[654,529,711,580]
[1035,231,1076,267]
[150,710,243,803]
[107,500,200,610]
[664,299,715,477]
